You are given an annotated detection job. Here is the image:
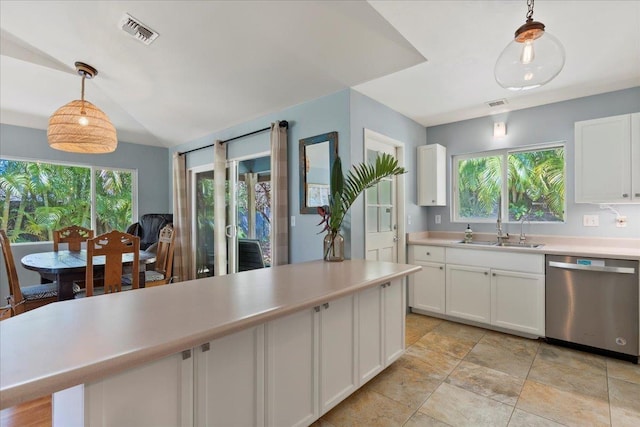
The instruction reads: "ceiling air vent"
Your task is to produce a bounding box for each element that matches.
[119,13,159,45]
[485,98,508,108]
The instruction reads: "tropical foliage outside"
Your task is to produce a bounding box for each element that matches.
[456,146,565,222]
[0,159,134,242]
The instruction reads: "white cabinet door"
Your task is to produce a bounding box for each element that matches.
[491,270,545,336]
[195,326,264,427]
[632,112,640,199]
[575,114,632,203]
[357,284,384,385]
[417,144,446,206]
[383,279,405,365]
[319,296,357,415]
[85,351,193,427]
[265,308,317,427]
[357,280,405,383]
[446,264,491,324]
[409,261,445,314]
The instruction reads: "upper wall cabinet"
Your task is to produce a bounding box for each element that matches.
[575,113,640,203]
[417,144,446,206]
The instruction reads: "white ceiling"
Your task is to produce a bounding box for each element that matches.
[1,1,639,149]
[357,0,640,126]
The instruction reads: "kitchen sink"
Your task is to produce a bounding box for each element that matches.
[455,240,544,248]
[455,240,498,246]
[496,242,544,248]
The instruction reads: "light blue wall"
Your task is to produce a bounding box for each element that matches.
[349,90,428,259]
[425,87,640,239]
[169,90,351,263]
[0,123,170,302]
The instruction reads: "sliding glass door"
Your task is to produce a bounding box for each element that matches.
[236,156,272,268]
[190,154,271,278]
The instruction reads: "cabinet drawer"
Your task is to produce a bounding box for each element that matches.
[409,245,445,263]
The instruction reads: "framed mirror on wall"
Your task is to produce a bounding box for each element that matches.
[299,131,338,214]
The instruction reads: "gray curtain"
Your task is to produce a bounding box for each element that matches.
[172,152,192,282]
[270,122,289,265]
[213,140,227,275]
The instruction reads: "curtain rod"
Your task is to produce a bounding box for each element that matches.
[178,120,289,156]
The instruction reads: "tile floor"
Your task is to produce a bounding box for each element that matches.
[313,313,640,427]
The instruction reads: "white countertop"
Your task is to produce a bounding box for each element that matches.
[0,259,421,409]
[407,231,640,260]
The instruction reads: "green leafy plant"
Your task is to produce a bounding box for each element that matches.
[317,153,406,257]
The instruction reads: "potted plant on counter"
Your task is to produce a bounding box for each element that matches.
[317,153,406,261]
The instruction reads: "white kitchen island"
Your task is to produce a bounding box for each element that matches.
[0,259,420,427]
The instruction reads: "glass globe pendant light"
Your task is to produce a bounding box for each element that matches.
[494,0,565,91]
[47,62,118,153]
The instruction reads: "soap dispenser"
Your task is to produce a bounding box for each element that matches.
[464,224,473,243]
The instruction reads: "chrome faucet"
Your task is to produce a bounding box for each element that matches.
[496,201,508,243]
[519,214,530,244]
[519,201,544,244]
[497,221,508,243]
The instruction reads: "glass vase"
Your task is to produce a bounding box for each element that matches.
[323,231,344,262]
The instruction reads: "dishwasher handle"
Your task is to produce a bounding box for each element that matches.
[548,261,635,274]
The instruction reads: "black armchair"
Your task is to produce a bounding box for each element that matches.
[126,214,173,250]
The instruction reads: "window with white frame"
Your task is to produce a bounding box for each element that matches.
[0,158,136,242]
[452,144,565,223]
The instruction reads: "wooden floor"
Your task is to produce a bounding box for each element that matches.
[0,302,52,426]
[0,395,51,427]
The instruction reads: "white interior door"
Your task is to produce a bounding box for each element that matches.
[364,137,399,262]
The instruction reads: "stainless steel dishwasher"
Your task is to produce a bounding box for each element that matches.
[546,255,639,362]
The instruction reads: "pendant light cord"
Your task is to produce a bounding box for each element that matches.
[526,0,534,21]
[80,75,86,114]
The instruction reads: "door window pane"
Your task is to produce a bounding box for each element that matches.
[379,179,392,205]
[367,206,378,232]
[367,149,379,165]
[366,185,378,204]
[195,170,214,278]
[380,206,392,232]
[237,156,271,266]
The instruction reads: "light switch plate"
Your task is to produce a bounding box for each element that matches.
[583,215,599,227]
[435,215,441,224]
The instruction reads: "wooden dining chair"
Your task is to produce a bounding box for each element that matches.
[0,229,58,315]
[53,225,94,251]
[75,230,140,298]
[123,224,175,287]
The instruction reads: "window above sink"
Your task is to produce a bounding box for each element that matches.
[452,143,566,224]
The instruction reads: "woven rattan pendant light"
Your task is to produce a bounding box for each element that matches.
[47,62,117,153]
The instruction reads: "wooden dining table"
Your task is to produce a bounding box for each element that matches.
[21,250,156,301]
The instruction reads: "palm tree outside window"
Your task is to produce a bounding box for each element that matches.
[453,144,565,223]
[0,158,135,242]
